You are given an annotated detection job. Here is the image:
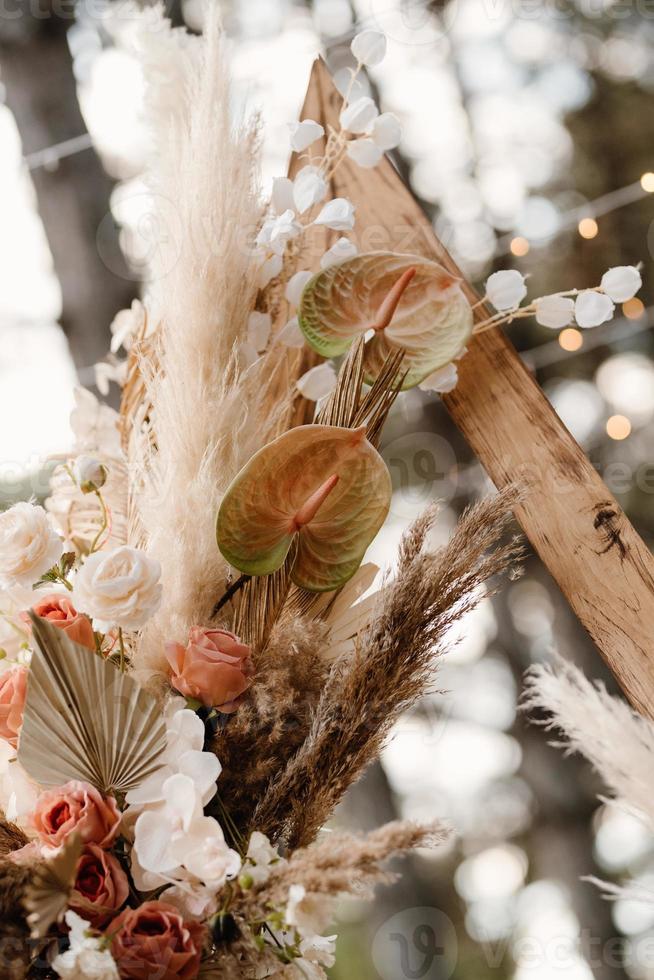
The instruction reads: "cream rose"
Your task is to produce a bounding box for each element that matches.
[73,546,162,632]
[0,502,62,589]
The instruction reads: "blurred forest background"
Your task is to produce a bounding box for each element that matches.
[2,0,654,978]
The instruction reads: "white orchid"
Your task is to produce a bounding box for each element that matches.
[257,210,303,256]
[126,703,221,809]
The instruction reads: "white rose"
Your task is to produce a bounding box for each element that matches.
[0,502,62,589]
[73,545,162,632]
[74,455,107,493]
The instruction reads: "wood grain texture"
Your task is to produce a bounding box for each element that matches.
[302,58,654,718]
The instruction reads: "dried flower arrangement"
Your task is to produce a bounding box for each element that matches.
[0,5,644,979]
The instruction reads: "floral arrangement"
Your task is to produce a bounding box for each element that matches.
[0,6,644,979]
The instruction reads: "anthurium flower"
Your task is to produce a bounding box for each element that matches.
[216,424,391,592]
[298,252,473,389]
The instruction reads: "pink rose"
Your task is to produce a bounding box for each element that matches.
[165,627,254,712]
[22,593,95,650]
[70,844,129,927]
[32,780,121,849]
[110,901,205,980]
[0,665,28,747]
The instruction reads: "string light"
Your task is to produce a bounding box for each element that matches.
[622,298,645,320]
[578,217,598,240]
[606,414,632,440]
[559,328,583,352]
[640,172,654,192]
[510,237,530,257]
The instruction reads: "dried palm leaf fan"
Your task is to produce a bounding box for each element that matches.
[23,834,82,939]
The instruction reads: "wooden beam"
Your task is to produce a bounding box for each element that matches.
[301,58,654,719]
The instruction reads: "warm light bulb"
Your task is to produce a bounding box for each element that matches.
[622,298,645,320]
[606,414,631,440]
[510,236,530,257]
[641,172,654,192]
[578,218,598,239]
[559,328,583,352]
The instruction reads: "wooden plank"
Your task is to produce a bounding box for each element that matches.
[300,58,654,719]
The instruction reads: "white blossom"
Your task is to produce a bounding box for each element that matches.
[351,29,387,67]
[369,112,402,150]
[247,311,272,353]
[272,177,295,214]
[73,545,162,632]
[286,884,333,936]
[257,210,302,256]
[69,387,121,456]
[257,253,283,289]
[575,290,615,328]
[244,831,281,885]
[339,97,379,134]
[285,271,313,307]
[94,357,127,396]
[109,298,145,354]
[52,911,119,979]
[296,363,338,401]
[0,740,38,827]
[485,270,527,311]
[293,167,328,214]
[314,199,356,232]
[289,119,325,152]
[534,294,575,329]
[0,502,62,589]
[299,933,337,969]
[346,139,383,169]
[418,362,459,394]
[320,238,359,270]
[278,317,306,348]
[600,266,642,303]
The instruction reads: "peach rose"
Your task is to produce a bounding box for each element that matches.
[33,781,121,850]
[165,627,254,712]
[22,593,95,650]
[70,844,129,927]
[0,665,28,747]
[110,901,205,980]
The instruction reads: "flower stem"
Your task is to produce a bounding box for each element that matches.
[117,628,126,673]
[89,490,109,554]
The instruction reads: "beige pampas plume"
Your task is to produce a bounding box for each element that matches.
[122,5,294,673]
[523,657,654,828]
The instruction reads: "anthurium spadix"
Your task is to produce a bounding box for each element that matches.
[216,425,391,592]
[297,252,474,390]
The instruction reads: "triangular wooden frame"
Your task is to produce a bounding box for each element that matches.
[288,59,654,719]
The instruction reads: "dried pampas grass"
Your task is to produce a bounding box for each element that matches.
[126,5,295,676]
[523,657,654,828]
[252,488,522,848]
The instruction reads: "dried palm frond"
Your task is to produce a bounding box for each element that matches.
[0,821,29,857]
[19,616,166,794]
[252,488,522,847]
[24,833,82,939]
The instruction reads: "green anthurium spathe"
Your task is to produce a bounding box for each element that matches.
[298,251,474,389]
[216,424,391,592]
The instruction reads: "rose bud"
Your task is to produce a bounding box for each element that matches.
[110,901,205,980]
[22,594,95,651]
[165,627,254,712]
[70,844,129,927]
[74,455,107,494]
[33,781,121,850]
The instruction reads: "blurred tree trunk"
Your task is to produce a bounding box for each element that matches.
[0,3,134,371]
